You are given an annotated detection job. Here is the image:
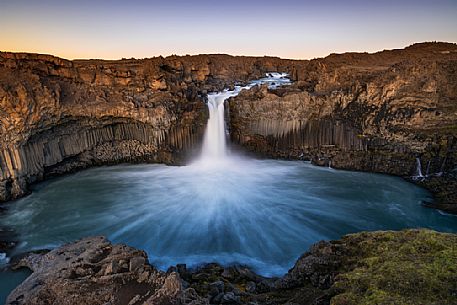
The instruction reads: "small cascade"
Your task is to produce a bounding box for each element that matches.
[425,160,431,177]
[437,157,447,177]
[413,157,424,180]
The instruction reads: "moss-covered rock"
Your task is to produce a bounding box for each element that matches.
[331,229,457,305]
[7,229,457,304]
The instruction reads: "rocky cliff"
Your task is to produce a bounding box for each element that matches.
[0,52,300,201]
[7,229,457,305]
[228,42,457,213]
[1,43,456,212]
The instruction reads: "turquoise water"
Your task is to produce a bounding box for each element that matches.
[1,159,456,303]
[0,268,31,304]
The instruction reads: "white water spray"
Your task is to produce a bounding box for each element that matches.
[201,90,237,160]
[198,73,290,164]
[425,160,431,177]
[413,157,424,180]
[2,71,449,279]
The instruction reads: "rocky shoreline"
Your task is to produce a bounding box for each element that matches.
[5,229,457,305]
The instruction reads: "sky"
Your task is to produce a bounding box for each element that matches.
[1,0,456,60]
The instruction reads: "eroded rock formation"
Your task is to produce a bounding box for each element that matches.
[228,42,457,212]
[7,229,457,305]
[7,236,206,305]
[1,42,456,211]
[0,52,301,201]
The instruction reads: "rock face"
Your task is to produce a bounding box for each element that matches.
[1,42,456,210]
[228,42,457,213]
[7,236,206,305]
[0,52,301,202]
[7,229,457,305]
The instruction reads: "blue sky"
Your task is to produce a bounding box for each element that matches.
[1,0,456,59]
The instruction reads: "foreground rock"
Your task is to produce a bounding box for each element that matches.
[7,236,207,305]
[7,229,457,305]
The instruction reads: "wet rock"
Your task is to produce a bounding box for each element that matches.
[209,280,225,296]
[6,229,457,305]
[130,256,146,272]
[211,292,224,304]
[221,292,240,304]
[221,266,237,280]
[245,281,256,293]
[276,241,342,290]
[254,278,275,293]
[143,272,182,305]
[6,236,179,305]
[0,227,18,255]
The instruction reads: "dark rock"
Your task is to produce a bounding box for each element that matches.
[5,236,188,305]
[209,280,225,295]
[129,256,146,272]
[6,229,457,305]
[227,43,457,213]
[2,43,457,213]
[255,278,275,293]
[0,52,300,203]
[245,281,256,293]
[276,241,342,290]
[221,266,236,280]
[211,292,224,304]
[221,292,240,304]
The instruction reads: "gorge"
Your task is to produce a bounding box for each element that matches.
[0,43,457,305]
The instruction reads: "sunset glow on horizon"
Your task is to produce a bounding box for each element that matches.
[1,0,457,60]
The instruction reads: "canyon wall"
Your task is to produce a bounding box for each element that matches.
[1,43,456,212]
[229,42,457,212]
[0,52,301,201]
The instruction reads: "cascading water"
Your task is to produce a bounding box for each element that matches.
[200,90,236,161]
[2,73,457,303]
[201,93,227,159]
[197,73,290,164]
[414,157,425,180]
[425,161,431,177]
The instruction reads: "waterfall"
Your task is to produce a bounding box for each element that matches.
[199,73,291,163]
[414,157,424,179]
[200,91,237,160]
[425,160,431,177]
[437,157,447,176]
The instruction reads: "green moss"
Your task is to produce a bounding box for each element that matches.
[331,229,457,305]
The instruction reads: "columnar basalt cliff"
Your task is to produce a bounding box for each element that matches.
[2,43,457,305]
[0,52,301,201]
[1,43,457,212]
[229,42,457,213]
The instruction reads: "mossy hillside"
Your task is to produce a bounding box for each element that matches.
[331,229,457,305]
